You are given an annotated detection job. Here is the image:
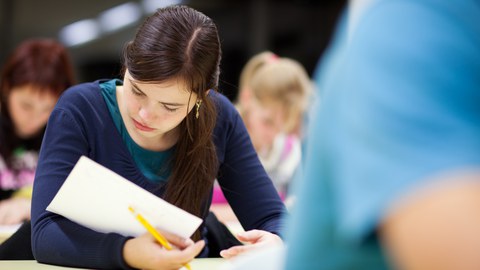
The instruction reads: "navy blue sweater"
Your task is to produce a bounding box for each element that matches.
[31,81,286,269]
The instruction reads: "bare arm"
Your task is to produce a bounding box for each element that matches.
[380,172,480,270]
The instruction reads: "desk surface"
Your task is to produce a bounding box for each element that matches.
[0,259,226,270]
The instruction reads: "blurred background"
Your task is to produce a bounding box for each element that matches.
[0,0,346,100]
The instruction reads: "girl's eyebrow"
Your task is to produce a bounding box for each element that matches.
[130,80,146,95]
[129,79,185,107]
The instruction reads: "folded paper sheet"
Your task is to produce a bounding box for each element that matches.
[47,156,202,239]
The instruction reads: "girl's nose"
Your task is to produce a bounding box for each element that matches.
[138,107,151,121]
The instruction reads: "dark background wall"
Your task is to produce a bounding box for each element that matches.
[0,0,346,101]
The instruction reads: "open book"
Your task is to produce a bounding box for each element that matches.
[47,156,202,239]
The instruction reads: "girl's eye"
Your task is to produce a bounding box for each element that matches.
[131,88,143,96]
[164,105,178,112]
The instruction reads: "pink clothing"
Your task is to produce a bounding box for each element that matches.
[211,185,285,204]
[0,150,37,191]
[212,185,228,204]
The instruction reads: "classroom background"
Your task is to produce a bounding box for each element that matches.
[0,0,345,101]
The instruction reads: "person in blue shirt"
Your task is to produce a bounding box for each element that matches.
[285,0,480,269]
[31,5,285,270]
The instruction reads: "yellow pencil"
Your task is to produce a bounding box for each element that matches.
[128,206,192,270]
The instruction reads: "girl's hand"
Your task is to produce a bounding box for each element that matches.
[0,197,31,225]
[219,229,283,259]
[123,229,205,270]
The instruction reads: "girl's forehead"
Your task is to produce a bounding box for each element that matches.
[251,100,285,117]
[128,77,197,103]
[11,84,55,97]
[127,72,189,92]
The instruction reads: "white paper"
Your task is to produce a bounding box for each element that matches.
[47,156,202,239]
[219,245,286,270]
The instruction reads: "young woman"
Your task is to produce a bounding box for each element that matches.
[31,5,286,270]
[0,39,74,225]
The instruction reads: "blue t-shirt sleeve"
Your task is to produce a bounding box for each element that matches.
[288,0,480,256]
[31,86,132,269]
[335,0,480,241]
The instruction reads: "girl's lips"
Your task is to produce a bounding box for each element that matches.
[132,118,155,132]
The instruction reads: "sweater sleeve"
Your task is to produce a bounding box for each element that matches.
[31,105,132,269]
[214,94,287,236]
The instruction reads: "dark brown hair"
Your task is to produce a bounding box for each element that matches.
[0,39,75,163]
[124,5,221,240]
